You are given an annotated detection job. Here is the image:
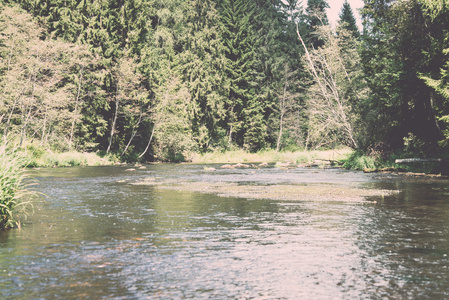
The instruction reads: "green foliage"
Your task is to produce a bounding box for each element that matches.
[360,0,445,150]
[419,0,449,150]
[25,148,113,167]
[420,0,449,20]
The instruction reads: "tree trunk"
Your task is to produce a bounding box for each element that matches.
[107,98,119,154]
[122,105,143,156]
[3,77,30,146]
[276,113,283,153]
[69,68,83,151]
[228,124,233,146]
[20,72,38,147]
[42,105,48,144]
[139,125,155,158]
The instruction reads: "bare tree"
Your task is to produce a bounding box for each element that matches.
[297,23,361,149]
[1,7,99,151]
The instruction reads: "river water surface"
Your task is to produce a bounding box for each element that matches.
[1,164,449,299]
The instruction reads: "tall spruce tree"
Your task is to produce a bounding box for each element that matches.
[218,0,259,149]
[176,0,228,151]
[338,0,359,38]
[254,0,306,151]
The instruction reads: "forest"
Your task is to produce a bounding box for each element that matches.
[1,0,449,163]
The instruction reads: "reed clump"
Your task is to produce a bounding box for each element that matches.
[0,149,35,229]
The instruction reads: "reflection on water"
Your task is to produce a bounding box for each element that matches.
[1,165,449,299]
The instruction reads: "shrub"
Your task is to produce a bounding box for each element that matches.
[342,151,376,170]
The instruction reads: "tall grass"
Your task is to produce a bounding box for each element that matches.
[0,149,35,229]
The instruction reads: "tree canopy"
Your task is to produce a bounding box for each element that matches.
[1,0,449,162]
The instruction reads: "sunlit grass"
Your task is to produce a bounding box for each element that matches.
[26,149,114,168]
[42,151,114,167]
[191,148,352,164]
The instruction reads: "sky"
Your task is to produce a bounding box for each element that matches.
[327,0,364,29]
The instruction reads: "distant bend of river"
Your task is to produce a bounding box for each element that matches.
[1,164,449,299]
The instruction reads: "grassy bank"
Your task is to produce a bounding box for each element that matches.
[0,150,35,229]
[24,145,442,175]
[191,148,352,164]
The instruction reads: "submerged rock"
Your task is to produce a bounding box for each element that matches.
[221,164,235,169]
[275,162,292,168]
[234,163,250,168]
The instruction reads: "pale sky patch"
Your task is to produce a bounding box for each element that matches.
[327,0,364,29]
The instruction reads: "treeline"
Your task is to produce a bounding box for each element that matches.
[0,0,448,162]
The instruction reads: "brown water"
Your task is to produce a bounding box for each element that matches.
[1,164,449,299]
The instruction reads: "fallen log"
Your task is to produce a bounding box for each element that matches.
[395,158,448,163]
[364,167,406,173]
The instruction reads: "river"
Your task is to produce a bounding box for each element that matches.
[1,164,449,299]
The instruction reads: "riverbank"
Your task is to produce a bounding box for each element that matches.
[25,150,115,168]
[20,147,448,176]
[23,148,352,168]
[190,148,351,165]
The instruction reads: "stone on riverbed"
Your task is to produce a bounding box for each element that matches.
[234,163,251,168]
[220,164,235,169]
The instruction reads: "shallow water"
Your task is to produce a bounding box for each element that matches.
[1,164,449,299]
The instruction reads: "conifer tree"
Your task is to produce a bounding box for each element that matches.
[338,0,359,38]
[218,0,259,148]
[176,0,228,151]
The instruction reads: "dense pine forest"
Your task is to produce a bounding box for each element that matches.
[1,0,449,163]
